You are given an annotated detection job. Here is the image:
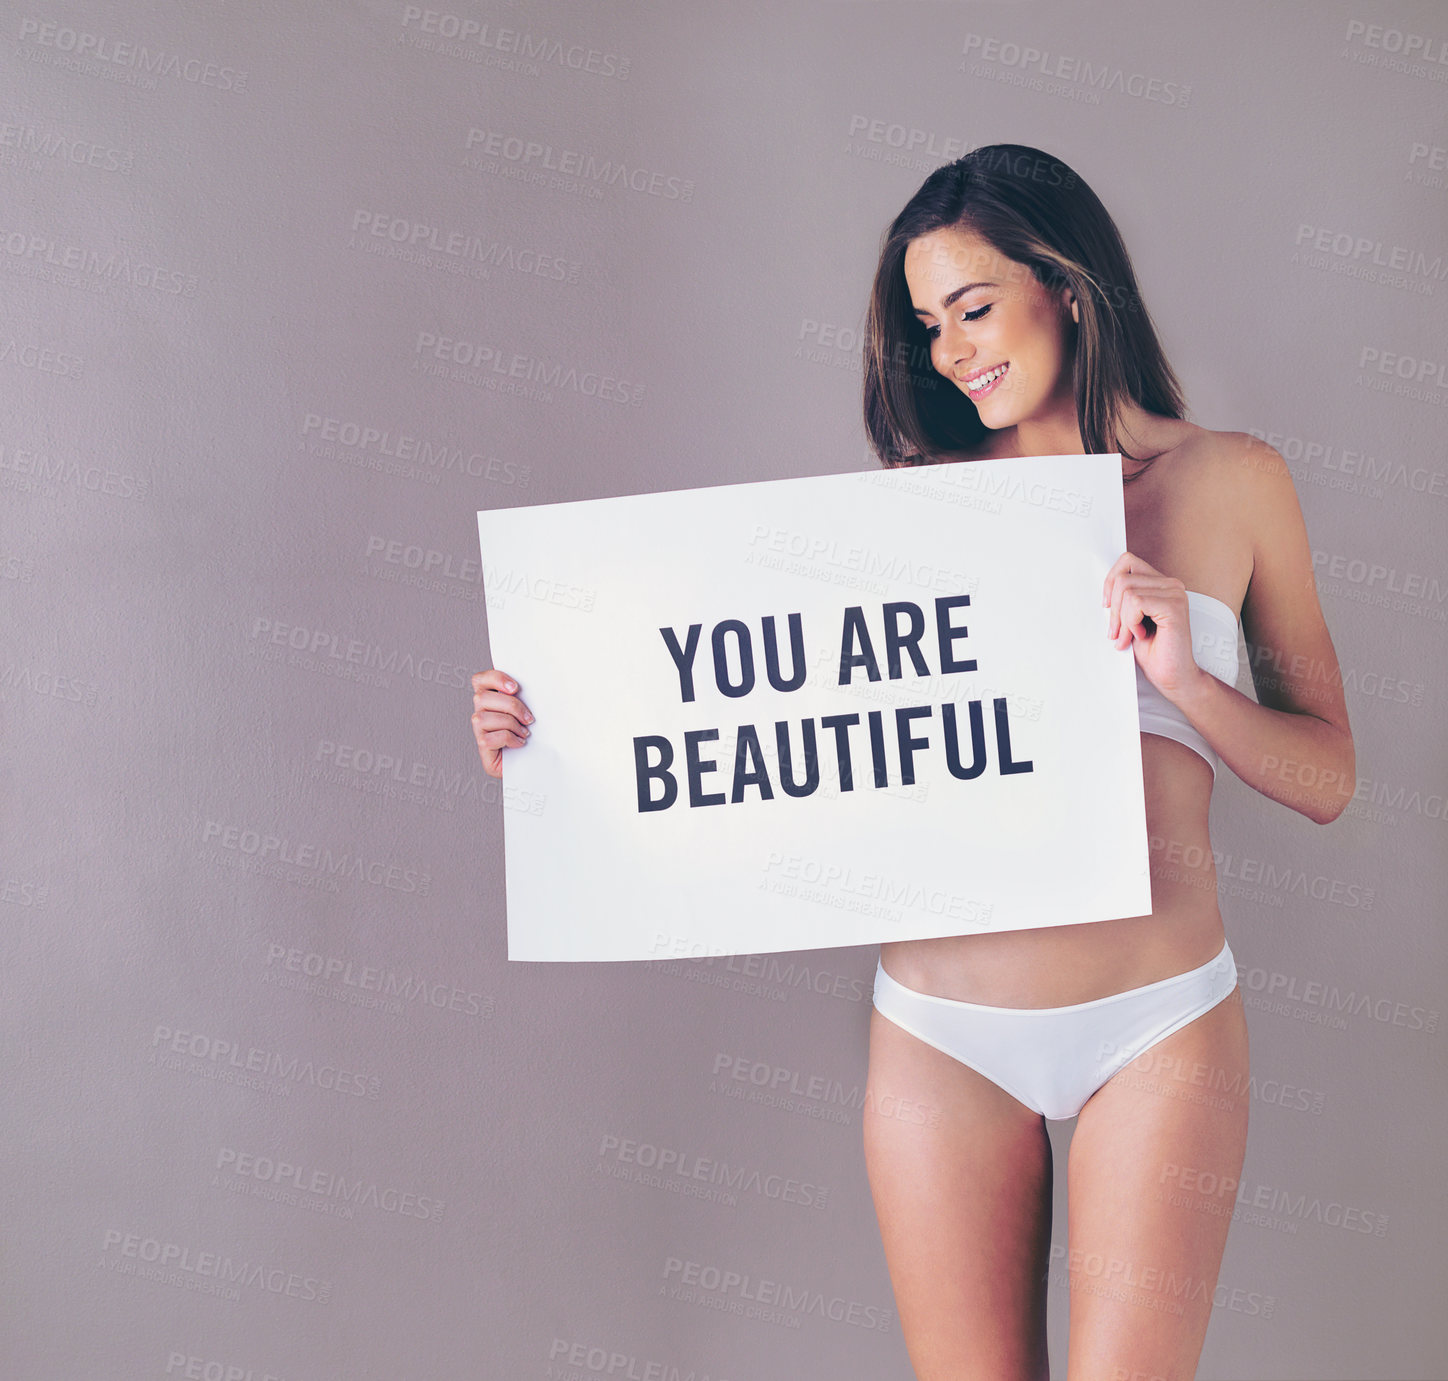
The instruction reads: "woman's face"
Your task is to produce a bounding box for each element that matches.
[903,225,1077,429]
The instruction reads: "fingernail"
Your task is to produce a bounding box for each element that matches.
[505,680,516,691]
[523,711,534,723]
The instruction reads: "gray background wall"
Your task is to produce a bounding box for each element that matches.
[2,2,1444,1377]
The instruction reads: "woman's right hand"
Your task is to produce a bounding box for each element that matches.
[471,668,533,778]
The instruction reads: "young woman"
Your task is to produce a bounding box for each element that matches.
[470,143,1356,1380]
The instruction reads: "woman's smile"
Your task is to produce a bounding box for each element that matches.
[959,360,1010,397]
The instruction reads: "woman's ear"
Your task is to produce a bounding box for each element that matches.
[1067,292,1079,326]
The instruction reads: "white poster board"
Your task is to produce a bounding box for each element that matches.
[477,454,1150,962]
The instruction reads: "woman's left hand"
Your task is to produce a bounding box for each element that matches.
[1101,551,1206,701]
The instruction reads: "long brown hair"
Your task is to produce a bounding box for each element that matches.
[862,143,1185,476]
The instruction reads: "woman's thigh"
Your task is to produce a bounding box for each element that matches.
[1064,987,1251,1381]
[864,1006,1055,1381]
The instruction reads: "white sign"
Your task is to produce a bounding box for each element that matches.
[477,454,1150,962]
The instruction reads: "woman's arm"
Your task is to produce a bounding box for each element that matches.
[1174,434,1356,824]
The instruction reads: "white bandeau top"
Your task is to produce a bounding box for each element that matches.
[1135,590,1241,778]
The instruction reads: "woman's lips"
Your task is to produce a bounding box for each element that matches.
[959,361,1009,399]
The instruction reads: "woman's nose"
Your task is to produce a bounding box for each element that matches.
[940,324,974,367]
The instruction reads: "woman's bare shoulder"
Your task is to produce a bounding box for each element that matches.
[1174,426,1326,620]
[1148,422,1288,500]
[1173,422,1277,467]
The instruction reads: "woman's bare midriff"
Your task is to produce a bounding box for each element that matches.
[878,732,1227,1006]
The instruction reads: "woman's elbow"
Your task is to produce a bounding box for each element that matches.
[1311,731,1356,826]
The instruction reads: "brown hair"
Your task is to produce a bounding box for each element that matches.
[862,143,1186,477]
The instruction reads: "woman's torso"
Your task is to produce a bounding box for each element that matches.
[877,418,1254,1006]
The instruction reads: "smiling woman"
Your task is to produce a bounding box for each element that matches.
[466,137,1357,1381]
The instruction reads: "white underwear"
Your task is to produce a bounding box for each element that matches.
[872,938,1238,1121]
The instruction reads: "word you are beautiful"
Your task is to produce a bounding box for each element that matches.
[633,595,1036,812]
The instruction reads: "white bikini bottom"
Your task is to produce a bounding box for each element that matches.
[872,939,1238,1121]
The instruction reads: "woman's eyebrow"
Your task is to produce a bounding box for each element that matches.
[912,281,995,316]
